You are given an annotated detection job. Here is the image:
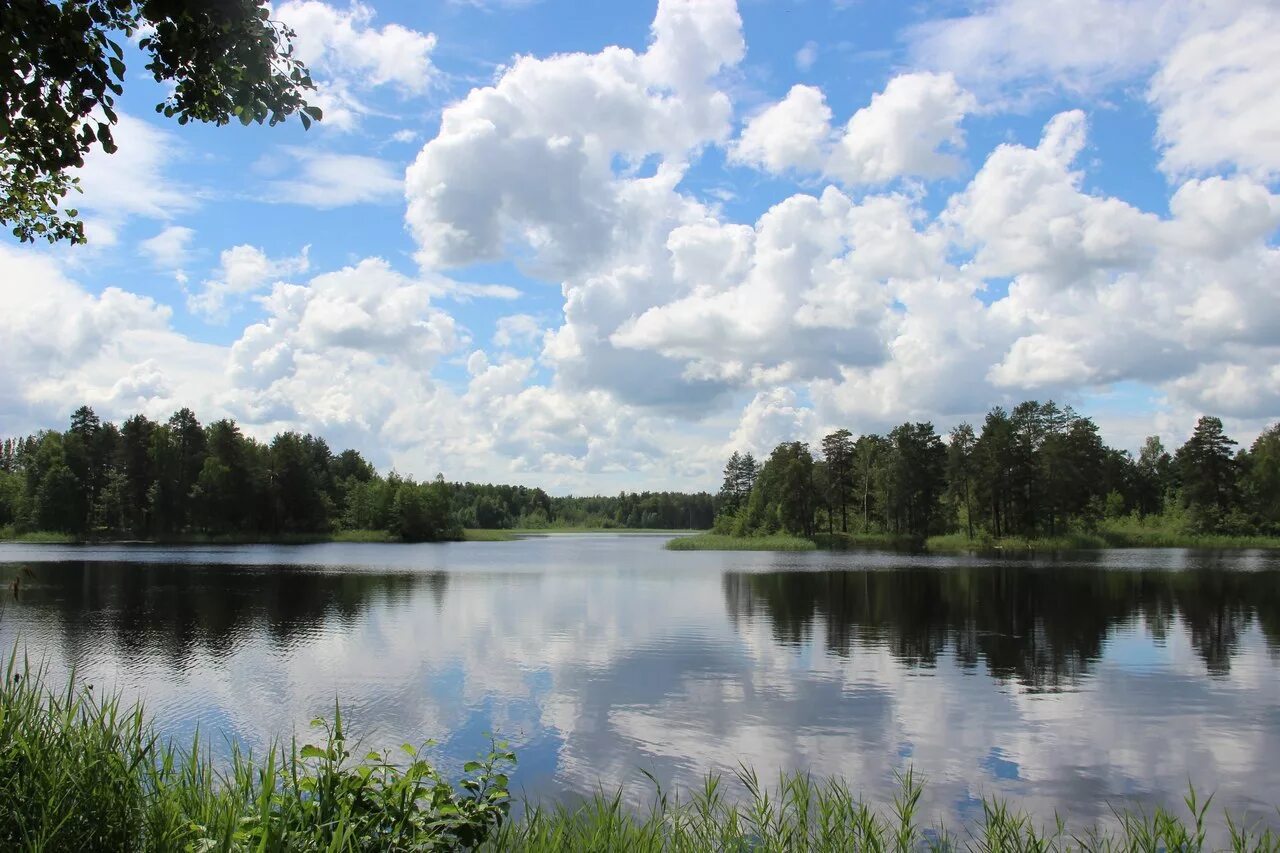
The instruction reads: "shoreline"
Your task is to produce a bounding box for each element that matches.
[0,527,706,546]
[669,530,1280,552]
[6,527,1279,552]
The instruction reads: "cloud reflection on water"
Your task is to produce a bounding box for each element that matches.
[1,539,1278,833]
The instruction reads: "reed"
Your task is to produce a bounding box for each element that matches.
[926,528,1280,552]
[487,769,1280,852]
[0,527,76,543]
[812,531,918,549]
[665,533,817,551]
[462,528,520,541]
[0,653,514,851]
[3,653,1279,851]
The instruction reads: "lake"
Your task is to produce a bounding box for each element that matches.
[1,535,1278,834]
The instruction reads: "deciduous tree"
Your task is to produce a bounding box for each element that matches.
[2,0,320,243]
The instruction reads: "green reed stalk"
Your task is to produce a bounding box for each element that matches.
[4,649,1280,851]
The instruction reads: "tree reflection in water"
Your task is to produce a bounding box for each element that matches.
[0,561,447,669]
[724,563,1280,689]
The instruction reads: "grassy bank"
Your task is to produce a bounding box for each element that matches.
[927,528,1280,552]
[0,527,697,545]
[462,528,519,541]
[666,533,816,551]
[0,527,76,543]
[8,524,1277,552]
[926,531,1113,551]
[668,524,1280,554]
[0,528,407,545]
[813,531,917,549]
[508,527,697,535]
[3,661,1276,851]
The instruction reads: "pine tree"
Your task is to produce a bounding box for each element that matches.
[1175,416,1238,532]
[821,429,854,533]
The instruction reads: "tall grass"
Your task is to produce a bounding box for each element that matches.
[665,533,817,552]
[4,654,1280,851]
[926,531,1113,552]
[813,531,917,549]
[927,526,1280,552]
[511,527,699,535]
[488,768,1280,852]
[0,528,76,543]
[462,528,520,541]
[1094,514,1280,549]
[327,528,400,543]
[0,653,515,851]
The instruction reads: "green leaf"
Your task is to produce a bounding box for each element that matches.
[109,57,126,79]
[299,745,326,760]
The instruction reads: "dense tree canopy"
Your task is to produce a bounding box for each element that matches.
[714,404,1280,541]
[1,0,320,243]
[0,406,713,540]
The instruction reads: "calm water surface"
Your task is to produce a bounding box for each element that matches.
[2,535,1278,832]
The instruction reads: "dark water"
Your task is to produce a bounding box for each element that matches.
[2,536,1278,833]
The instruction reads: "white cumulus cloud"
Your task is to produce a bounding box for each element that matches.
[277,1,437,94]
[731,73,976,186]
[1149,8,1280,179]
[189,244,312,320]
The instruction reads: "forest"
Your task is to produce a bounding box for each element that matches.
[0,406,713,541]
[4,401,1278,545]
[715,401,1280,543]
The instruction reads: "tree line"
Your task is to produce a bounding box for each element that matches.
[716,401,1280,540]
[0,406,713,541]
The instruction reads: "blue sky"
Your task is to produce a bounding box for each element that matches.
[2,0,1278,493]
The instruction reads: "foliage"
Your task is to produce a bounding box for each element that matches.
[1244,425,1280,532]
[1176,416,1241,533]
[812,531,915,549]
[665,533,816,551]
[820,429,854,534]
[392,475,461,542]
[712,401,1280,545]
[0,655,514,851]
[1,405,713,543]
[716,451,759,521]
[450,481,713,532]
[462,528,520,542]
[947,422,977,539]
[0,527,74,543]
[1,0,320,243]
[884,422,947,537]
